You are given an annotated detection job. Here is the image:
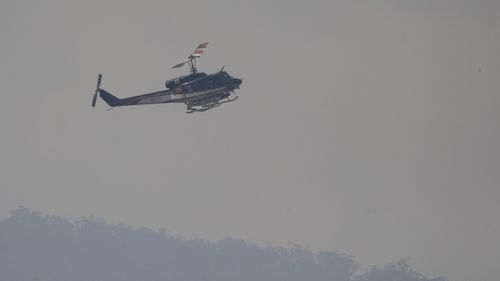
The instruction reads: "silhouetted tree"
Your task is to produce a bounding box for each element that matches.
[0,207,446,281]
[356,260,446,281]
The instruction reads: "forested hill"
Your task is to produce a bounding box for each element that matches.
[0,208,445,281]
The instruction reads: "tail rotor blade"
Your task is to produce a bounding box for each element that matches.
[92,74,102,107]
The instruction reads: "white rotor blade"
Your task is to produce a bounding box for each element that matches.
[190,42,209,58]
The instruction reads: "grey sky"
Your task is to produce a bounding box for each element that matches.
[1,1,499,281]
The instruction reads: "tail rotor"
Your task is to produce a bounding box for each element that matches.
[91,74,102,107]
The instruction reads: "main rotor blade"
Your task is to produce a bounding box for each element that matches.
[172,59,190,69]
[172,43,209,70]
[190,42,209,58]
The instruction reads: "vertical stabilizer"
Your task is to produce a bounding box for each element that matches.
[98,89,121,106]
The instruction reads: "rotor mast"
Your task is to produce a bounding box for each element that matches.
[188,58,197,73]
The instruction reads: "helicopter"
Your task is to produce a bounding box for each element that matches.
[91,43,243,113]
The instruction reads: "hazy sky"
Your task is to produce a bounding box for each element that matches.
[1,1,499,281]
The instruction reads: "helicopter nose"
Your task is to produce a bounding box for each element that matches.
[233,78,243,89]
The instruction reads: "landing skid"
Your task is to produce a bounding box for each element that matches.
[186,95,239,114]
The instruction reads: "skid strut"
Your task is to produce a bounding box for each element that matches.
[186,94,239,114]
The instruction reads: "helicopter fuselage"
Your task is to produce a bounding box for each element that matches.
[97,70,242,110]
[92,42,242,113]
